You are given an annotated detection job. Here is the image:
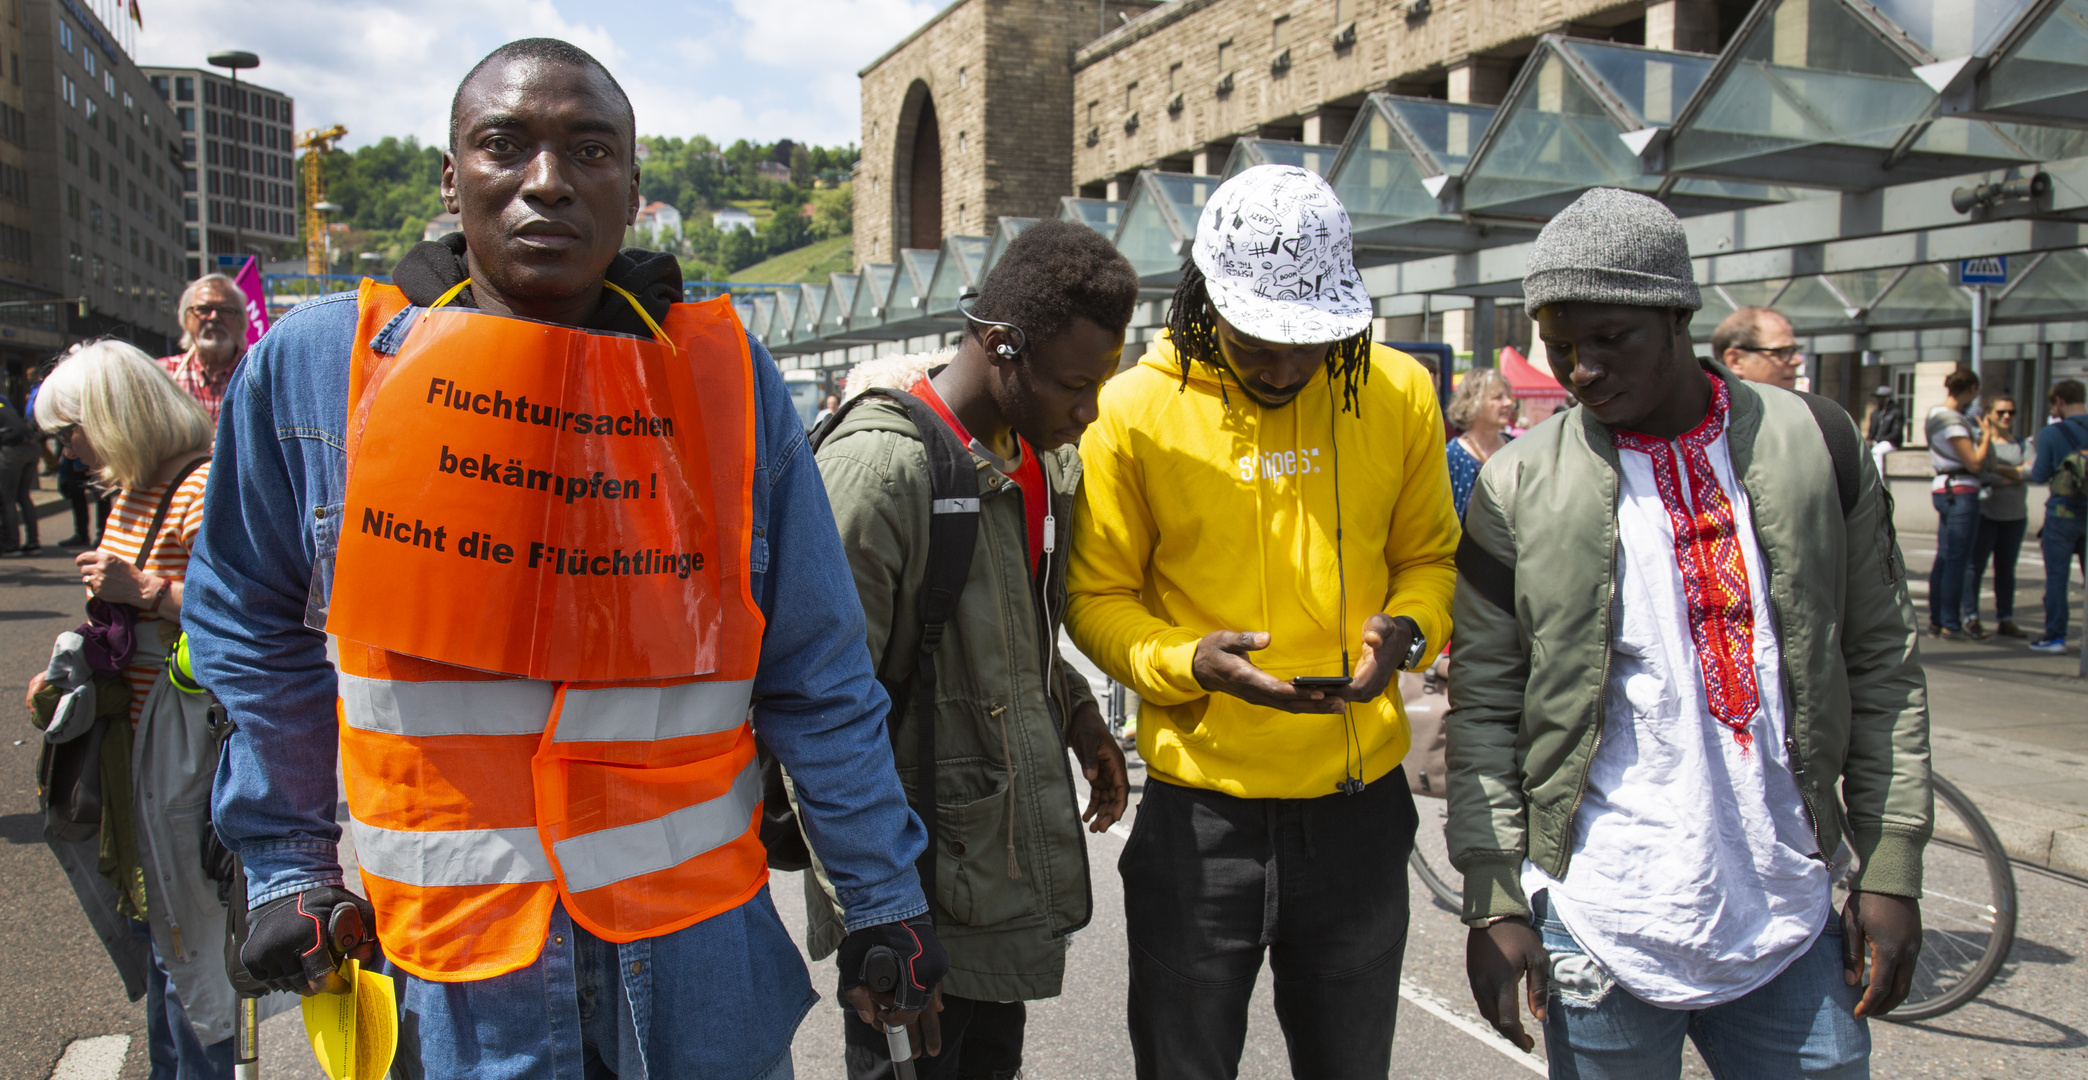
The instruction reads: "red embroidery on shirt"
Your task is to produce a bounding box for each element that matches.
[1614,379,1759,750]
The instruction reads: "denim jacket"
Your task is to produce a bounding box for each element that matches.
[187,290,928,933]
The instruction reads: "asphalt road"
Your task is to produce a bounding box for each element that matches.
[4,472,2087,1079]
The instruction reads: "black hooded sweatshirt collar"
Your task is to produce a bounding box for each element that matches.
[390,232,683,338]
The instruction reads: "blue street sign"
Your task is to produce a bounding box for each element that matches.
[1959,256,2008,285]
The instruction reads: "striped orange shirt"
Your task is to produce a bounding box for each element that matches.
[96,462,210,723]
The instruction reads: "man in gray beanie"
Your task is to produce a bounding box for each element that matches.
[1445,188,1932,1077]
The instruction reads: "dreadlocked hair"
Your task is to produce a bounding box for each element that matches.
[1164,257,1372,414]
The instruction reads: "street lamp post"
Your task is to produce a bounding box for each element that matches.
[206,50,260,268]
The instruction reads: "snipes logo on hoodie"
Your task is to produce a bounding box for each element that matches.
[1238,447,1326,482]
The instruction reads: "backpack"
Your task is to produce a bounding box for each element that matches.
[755,388,978,885]
[2050,420,2088,501]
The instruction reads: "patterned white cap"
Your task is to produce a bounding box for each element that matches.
[1191,164,1372,344]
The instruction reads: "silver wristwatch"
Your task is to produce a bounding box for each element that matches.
[1397,617,1427,671]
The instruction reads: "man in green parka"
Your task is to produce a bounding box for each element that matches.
[807,220,1138,1079]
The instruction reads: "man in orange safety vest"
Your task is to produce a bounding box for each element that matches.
[186,39,944,1078]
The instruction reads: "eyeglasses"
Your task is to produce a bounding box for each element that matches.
[1735,345,1804,362]
[184,303,242,320]
[1993,409,2017,417]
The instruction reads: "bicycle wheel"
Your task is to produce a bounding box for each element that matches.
[1878,774,2018,1022]
[1409,795,1463,912]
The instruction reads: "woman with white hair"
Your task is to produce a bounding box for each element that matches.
[28,338,236,1078]
[1444,367,1517,520]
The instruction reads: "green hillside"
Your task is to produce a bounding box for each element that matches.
[728,235,855,283]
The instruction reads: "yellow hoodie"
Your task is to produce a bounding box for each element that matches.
[1066,336,1459,800]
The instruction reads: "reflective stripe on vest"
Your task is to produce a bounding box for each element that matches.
[348,757,760,892]
[553,680,754,743]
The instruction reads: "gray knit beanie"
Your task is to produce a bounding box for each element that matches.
[1523,188,1701,313]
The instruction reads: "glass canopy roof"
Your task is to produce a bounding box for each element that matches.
[1113,171,1217,283]
[764,289,800,348]
[1459,36,1800,219]
[1061,197,1123,233]
[1662,0,2070,190]
[923,234,990,317]
[981,217,1037,280]
[795,284,828,344]
[846,263,895,335]
[1953,0,2088,132]
[1992,249,2088,320]
[1328,94,1513,259]
[818,273,858,337]
[1222,138,1341,179]
[885,248,941,325]
[748,296,775,347]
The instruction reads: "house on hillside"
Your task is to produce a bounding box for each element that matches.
[754,160,792,184]
[635,202,683,241]
[712,207,756,235]
[423,212,461,243]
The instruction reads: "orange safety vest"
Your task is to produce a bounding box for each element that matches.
[328,281,768,982]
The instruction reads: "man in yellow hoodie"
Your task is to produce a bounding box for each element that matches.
[1066,164,1459,1078]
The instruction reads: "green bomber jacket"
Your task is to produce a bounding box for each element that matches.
[800,354,1096,1002]
[1445,362,1933,927]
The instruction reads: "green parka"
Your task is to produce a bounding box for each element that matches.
[1446,363,1932,927]
[803,354,1097,1002]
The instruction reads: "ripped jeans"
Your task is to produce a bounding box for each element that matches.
[1532,892,1869,1080]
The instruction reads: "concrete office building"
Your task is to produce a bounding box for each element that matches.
[142,65,300,279]
[14,0,185,383]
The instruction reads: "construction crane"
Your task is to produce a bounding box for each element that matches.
[297,124,349,274]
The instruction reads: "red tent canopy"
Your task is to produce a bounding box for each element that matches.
[1498,345,1570,402]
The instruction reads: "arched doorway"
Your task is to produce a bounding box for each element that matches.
[894,81,943,253]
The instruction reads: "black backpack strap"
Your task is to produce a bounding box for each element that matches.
[137,455,210,570]
[812,386,980,897]
[1795,393,1860,519]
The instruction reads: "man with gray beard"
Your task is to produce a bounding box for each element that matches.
[159,274,250,422]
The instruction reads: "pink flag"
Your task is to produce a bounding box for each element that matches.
[231,256,270,347]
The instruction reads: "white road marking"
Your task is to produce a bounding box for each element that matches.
[49,1035,129,1080]
[1107,821,1133,841]
[1397,980,1549,1076]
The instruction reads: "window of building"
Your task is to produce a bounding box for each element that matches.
[82,46,94,77]
[958,67,967,90]
[129,180,138,210]
[91,254,101,284]
[59,20,72,54]
[1124,81,1138,111]
[67,186,80,219]
[60,75,76,109]
[1169,62,1182,94]
[205,141,217,165]
[203,81,215,105]
[204,110,217,136]
[70,241,83,276]
[184,196,197,222]
[182,138,195,162]
[1087,101,1097,126]
[89,201,101,234]
[151,75,168,99]
[123,91,133,114]
[179,107,193,131]
[131,226,139,255]
[1336,0,1356,23]
[956,131,966,153]
[176,76,194,102]
[1218,40,1233,71]
[87,147,98,181]
[1272,15,1289,50]
[185,226,197,248]
[104,71,114,97]
[957,204,966,230]
[126,134,135,163]
[10,52,18,86]
[65,128,78,164]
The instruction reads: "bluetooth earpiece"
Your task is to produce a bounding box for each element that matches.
[959,291,1029,361]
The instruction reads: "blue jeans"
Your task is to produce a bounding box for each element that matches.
[2042,502,2087,641]
[1962,515,2027,623]
[387,892,807,1080]
[1532,894,1868,1080]
[132,920,234,1080]
[1929,491,1981,631]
